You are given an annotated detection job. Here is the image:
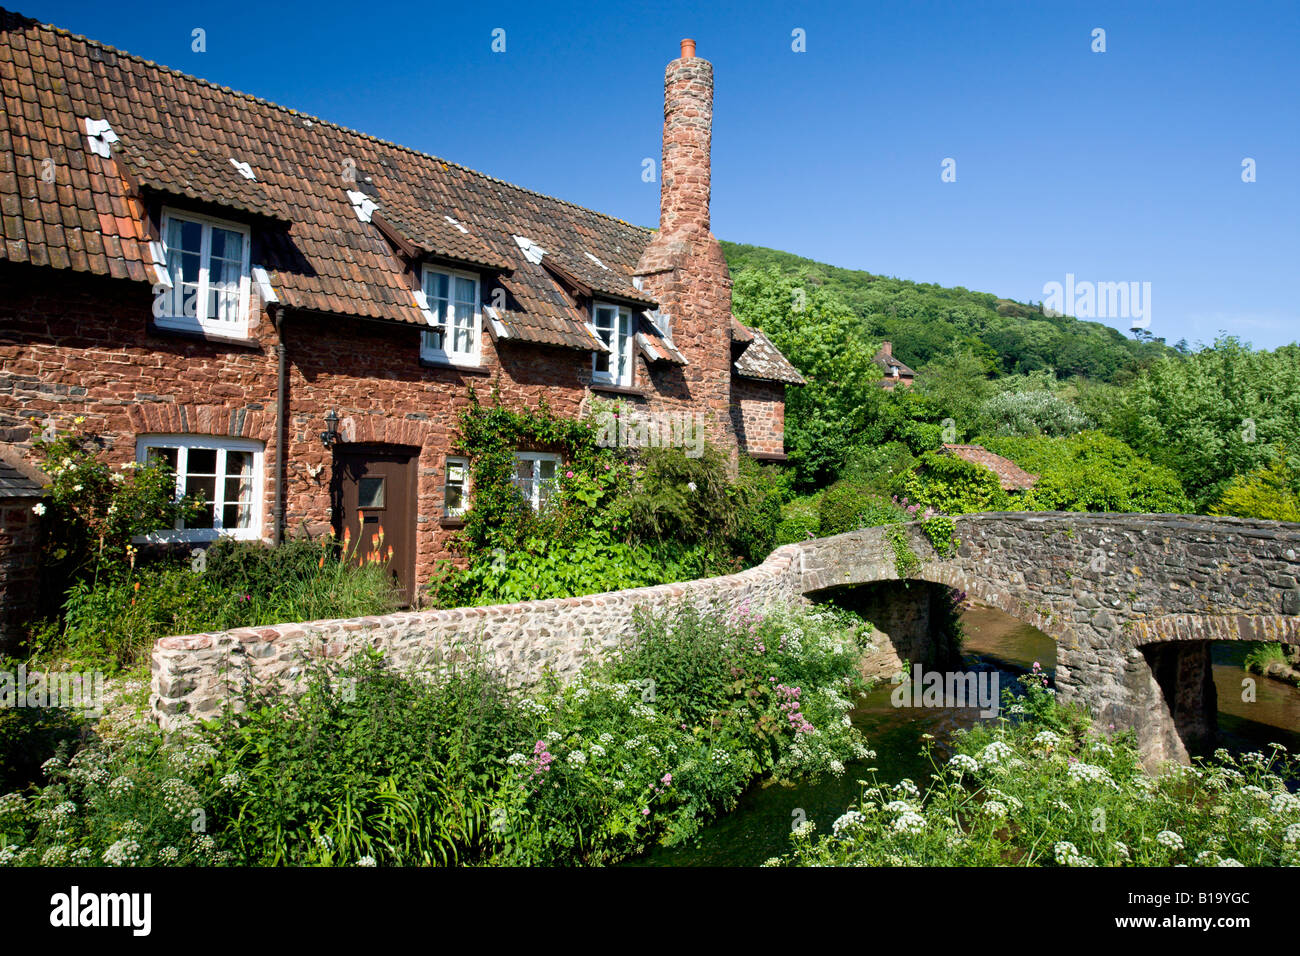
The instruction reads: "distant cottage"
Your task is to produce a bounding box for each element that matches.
[873,341,915,390]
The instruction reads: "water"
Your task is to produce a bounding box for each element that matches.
[630,603,1300,867]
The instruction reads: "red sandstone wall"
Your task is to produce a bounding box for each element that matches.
[0,255,764,595]
[730,378,786,456]
[633,52,738,464]
[0,496,40,652]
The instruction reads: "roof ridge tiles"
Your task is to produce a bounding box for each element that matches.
[28,14,656,237]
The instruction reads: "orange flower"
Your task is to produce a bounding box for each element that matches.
[133,581,140,592]
[318,553,326,568]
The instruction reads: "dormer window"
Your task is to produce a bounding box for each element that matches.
[592,302,634,387]
[155,208,252,337]
[420,264,481,366]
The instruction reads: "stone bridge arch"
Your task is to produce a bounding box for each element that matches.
[794,512,1300,766]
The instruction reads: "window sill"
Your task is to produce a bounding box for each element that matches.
[439,516,467,528]
[420,358,492,375]
[148,319,260,350]
[588,382,647,398]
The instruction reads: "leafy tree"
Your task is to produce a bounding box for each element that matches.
[980,432,1190,514]
[1105,337,1300,509]
[731,268,884,487]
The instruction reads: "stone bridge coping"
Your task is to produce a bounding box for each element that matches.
[154,511,1300,652]
[149,510,1300,755]
[155,542,806,652]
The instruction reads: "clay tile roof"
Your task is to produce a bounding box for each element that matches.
[941,444,1039,491]
[0,10,650,344]
[0,9,802,375]
[0,446,47,499]
[729,315,755,344]
[732,321,806,385]
[115,128,292,223]
[635,313,687,365]
[874,345,916,378]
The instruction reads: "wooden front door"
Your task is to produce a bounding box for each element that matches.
[332,444,418,606]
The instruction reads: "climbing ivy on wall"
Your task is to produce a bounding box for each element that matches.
[454,385,626,554]
[884,524,920,578]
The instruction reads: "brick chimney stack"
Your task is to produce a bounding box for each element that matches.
[634,40,738,463]
[659,38,712,240]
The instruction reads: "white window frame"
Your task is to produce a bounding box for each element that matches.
[134,435,264,542]
[591,301,635,387]
[156,207,253,337]
[511,451,561,511]
[444,455,470,518]
[420,264,482,366]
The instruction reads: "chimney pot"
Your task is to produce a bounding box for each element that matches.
[881,340,892,356]
[680,38,696,59]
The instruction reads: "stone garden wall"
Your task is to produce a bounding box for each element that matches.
[151,511,1300,764]
[151,543,805,730]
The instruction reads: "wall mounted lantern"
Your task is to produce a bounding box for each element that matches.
[320,409,341,448]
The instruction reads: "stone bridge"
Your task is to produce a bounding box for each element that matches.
[801,512,1300,764]
[152,511,1300,765]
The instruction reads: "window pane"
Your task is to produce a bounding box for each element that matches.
[168,218,203,255]
[188,448,217,474]
[188,502,215,530]
[146,446,179,472]
[184,472,216,530]
[222,502,251,530]
[453,301,473,353]
[210,227,243,263]
[358,477,385,509]
[454,276,476,304]
[224,451,254,505]
[595,306,615,331]
[425,271,450,302]
[538,459,556,481]
[423,328,444,352]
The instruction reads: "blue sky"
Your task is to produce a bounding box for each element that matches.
[23,0,1300,348]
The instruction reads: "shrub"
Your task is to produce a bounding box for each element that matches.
[980,432,1190,514]
[1211,453,1300,522]
[624,444,734,552]
[841,441,916,495]
[895,420,945,455]
[29,422,199,596]
[979,389,1091,437]
[818,482,908,535]
[900,452,1010,515]
[0,601,874,868]
[726,456,784,564]
[43,536,400,671]
[775,496,821,545]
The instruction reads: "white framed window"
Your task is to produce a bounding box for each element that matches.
[420,265,481,366]
[135,435,264,542]
[511,451,560,511]
[592,302,635,387]
[444,456,470,517]
[156,208,252,336]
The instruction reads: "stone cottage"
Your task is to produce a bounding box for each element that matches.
[873,341,915,390]
[0,11,803,615]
